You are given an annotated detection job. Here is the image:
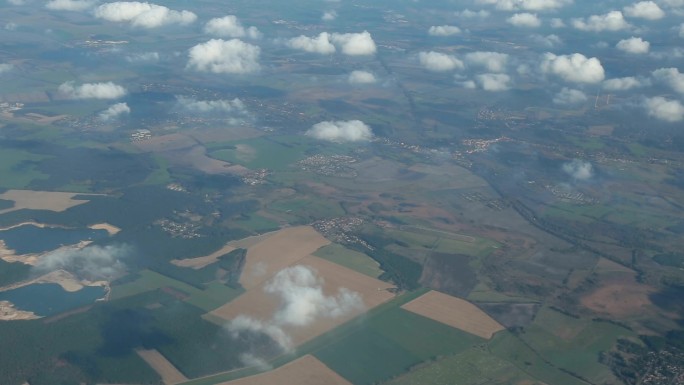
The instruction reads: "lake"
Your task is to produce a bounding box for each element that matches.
[0,224,109,254]
[0,283,105,316]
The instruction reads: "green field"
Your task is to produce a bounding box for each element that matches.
[0,148,50,189]
[313,243,384,278]
[208,135,315,171]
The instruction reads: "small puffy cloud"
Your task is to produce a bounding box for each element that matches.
[322,10,337,21]
[176,96,250,123]
[616,37,649,54]
[187,39,260,74]
[456,9,490,18]
[99,102,130,121]
[418,51,464,72]
[602,76,649,91]
[58,81,127,99]
[306,120,373,142]
[465,51,509,73]
[507,13,541,28]
[94,2,197,28]
[34,244,129,280]
[563,159,594,180]
[0,63,13,74]
[550,18,566,28]
[45,0,95,11]
[572,11,630,32]
[540,53,605,83]
[428,25,462,36]
[643,97,684,122]
[348,70,377,84]
[652,68,684,94]
[287,32,336,54]
[623,1,665,20]
[330,31,376,56]
[476,0,572,11]
[475,73,511,91]
[204,15,261,39]
[553,87,587,105]
[530,34,562,48]
[125,51,159,63]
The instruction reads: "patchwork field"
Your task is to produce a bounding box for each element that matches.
[401,290,504,339]
[0,190,92,214]
[137,349,188,385]
[216,355,352,385]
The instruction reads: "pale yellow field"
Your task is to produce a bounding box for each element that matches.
[217,355,352,385]
[238,226,331,290]
[0,190,92,214]
[88,223,120,235]
[171,244,236,269]
[401,290,504,339]
[136,349,188,385]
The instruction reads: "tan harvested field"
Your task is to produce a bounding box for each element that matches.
[165,145,249,176]
[217,355,352,385]
[134,133,196,153]
[238,226,330,290]
[137,349,188,385]
[402,290,504,339]
[0,190,92,214]
[210,254,395,347]
[581,275,656,318]
[171,244,236,269]
[89,223,120,235]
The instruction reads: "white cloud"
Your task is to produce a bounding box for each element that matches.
[428,25,462,36]
[540,53,605,83]
[602,76,649,91]
[287,32,336,54]
[204,15,261,39]
[530,34,562,47]
[476,0,572,11]
[456,9,490,18]
[563,159,594,180]
[348,70,377,84]
[465,51,509,73]
[330,31,376,56]
[322,10,337,21]
[652,68,684,94]
[550,18,565,28]
[125,51,159,63]
[553,87,587,105]
[45,0,95,11]
[187,39,260,74]
[306,120,373,142]
[507,13,541,28]
[0,63,13,74]
[94,2,197,28]
[35,244,129,280]
[418,51,464,72]
[623,1,665,20]
[616,37,650,54]
[176,96,250,123]
[58,81,127,99]
[475,73,511,91]
[572,11,630,32]
[99,102,130,121]
[643,97,684,122]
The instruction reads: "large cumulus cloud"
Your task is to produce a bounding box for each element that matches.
[204,15,261,39]
[418,51,464,72]
[571,11,630,32]
[540,53,605,83]
[58,81,127,99]
[286,31,376,56]
[643,97,684,122]
[306,120,373,142]
[187,39,260,74]
[94,2,196,28]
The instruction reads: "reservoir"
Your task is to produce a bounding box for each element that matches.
[0,224,109,255]
[0,283,105,316]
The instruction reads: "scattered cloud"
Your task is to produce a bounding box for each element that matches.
[550,18,566,28]
[306,120,373,142]
[418,51,464,72]
[204,15,261,39]
[99,102,130,121]
[322,10,337,21]
[507,13,541,28]
[58,81,127,99]
[651,68,684,94]
[45,0,95,11]
[623,1,665,20]
[455,9,490,18]
[476,0,572,11]
[475,73,511,91]
[34,244,129,280]
[602,76,649,91]
[540,53,605,83]
[643,97,684,122]
[287,32,336,54]
[571,11,630,32]
[330,31,376,56]
[530,34,562,48]
[175,96,250,123]
[348,70,377,84]
[125,51,159,63]
[465,51,509,73]
[94,2,197,28]
[563,159,594,180]
[187,39,260,74]
[616,37,650,54]
[428,25,462,36]
[0,63,13,74]
[553,87,587,105]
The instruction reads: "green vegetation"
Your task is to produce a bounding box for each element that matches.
[385,228,500,258]
[0,148,50,189]
[313,243,384,278]
[209,135,314,171]
[653,253,684,268]
[143,154,172,185]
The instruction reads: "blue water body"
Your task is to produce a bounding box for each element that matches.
[0,225,108,254]
[0,283,105,316]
